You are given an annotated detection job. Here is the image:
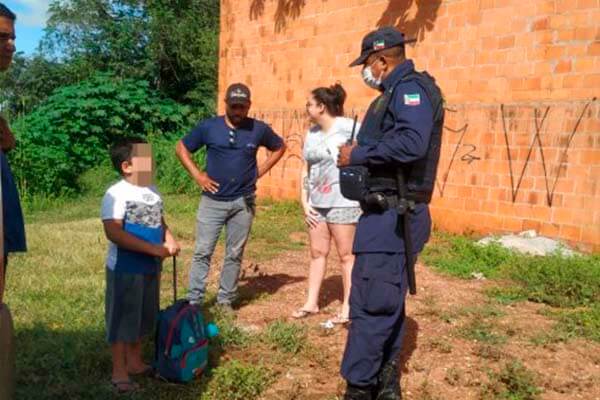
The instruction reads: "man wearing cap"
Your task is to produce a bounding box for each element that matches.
[337,27,444,399]
[176,83,286,311]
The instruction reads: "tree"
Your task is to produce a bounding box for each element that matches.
[40,0,219,109]
[0,53,69,118]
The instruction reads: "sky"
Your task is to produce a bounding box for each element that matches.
[4,0,50,55]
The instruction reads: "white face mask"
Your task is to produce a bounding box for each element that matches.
[361,65,383,90]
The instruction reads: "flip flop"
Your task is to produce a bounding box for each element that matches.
[291,308,319,319]
[111,379,140,394]
[331,314,350,325]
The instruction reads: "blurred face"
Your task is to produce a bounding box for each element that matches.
[225,101,250,127]
[0,16,15,71]
[123,144,154,187]
[305,94,325,123]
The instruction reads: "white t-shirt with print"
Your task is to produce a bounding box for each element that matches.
[303,117,361,208]
[101,179,164,274]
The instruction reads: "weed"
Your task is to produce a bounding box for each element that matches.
[201,360,274,400]
[485,286,528,305]
[543,305,600,343]
[505,254,600,308]
[458,320,507,345]
[421,232,516,279]
[474,344,504,361]
[263,320,307,354]
[445,367,462,386]
[481,360,542,400]
[210,305,254,349]
[428,337,453,354]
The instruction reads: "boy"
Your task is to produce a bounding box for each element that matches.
[101,139,180,393]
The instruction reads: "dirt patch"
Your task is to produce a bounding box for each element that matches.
[175,243,600,399]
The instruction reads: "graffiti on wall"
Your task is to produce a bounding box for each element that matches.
[500,98,596,206]
[253,98,597,205]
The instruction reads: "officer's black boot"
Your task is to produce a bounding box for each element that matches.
[375,360,402,400]
[343,383,374,400]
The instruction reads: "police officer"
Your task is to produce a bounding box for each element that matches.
[337,27,444,400]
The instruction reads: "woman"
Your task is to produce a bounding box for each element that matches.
[292,83,361,324]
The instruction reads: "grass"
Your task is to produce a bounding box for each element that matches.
[200,360,274,400]
[458,320,507,345]
[532,305,600,344]
[7,192,306,399]
[481,360,542,400]
[423,231,600,342]
[263,320,307,354]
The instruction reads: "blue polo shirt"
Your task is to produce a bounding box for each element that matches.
[182,116,284,201]
[1,151,27,255]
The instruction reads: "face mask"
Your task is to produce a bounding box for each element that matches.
[361,65,383,90]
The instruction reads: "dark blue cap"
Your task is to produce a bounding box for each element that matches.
[349,27,416,67]
[225,83,251,105]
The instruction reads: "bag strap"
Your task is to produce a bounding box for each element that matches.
[172,256,177,304]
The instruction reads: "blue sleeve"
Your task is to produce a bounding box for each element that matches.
[260,123,284,151]
[350,82,434,166]
[181,120,209,153]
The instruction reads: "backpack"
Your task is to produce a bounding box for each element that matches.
[154,257,216,382]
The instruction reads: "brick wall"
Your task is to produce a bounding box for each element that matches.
[218,0,600,251]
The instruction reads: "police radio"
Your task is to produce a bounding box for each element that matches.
[339,116,370,202]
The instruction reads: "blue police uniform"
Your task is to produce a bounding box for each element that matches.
[340,59,434,391]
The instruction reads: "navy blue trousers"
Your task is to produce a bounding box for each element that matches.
[341,252,409,387]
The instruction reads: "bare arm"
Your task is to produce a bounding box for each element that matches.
[257,143,286,178]
[0,118,16,152]
[103,220,170,258]
[162,218,180,256]
[175,140,219,193]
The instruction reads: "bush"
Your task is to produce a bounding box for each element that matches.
[9,73,194,196]
[148,134,205,195]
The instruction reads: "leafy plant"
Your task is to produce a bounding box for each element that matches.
[10,73,193,196]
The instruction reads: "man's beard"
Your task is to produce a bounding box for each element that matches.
[228,113,244,126]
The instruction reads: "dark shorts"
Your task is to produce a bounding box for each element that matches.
[105,269,159,344]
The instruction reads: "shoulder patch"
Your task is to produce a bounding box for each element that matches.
[404,93,421,106]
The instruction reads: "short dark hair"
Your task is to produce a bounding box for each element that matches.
[377,45,405,60]
[110,138,147,174]
[0,3,16,21]
[311,82,347,117]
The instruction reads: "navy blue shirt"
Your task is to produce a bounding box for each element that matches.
[1,151,27,255]
[182,116,284,201]
[350,60,434,253]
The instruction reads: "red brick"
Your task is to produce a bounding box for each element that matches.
[554,59,572,73]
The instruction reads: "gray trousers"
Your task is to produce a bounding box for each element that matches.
[187,194,255,305]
